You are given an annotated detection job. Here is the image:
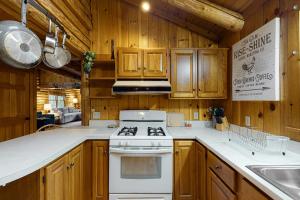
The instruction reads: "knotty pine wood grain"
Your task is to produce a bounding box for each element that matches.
[219,0,300,141]
[88,0,218,122]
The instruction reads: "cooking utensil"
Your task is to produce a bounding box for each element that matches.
[43,19,56,54]
[43,26,68,68]
[0,1,42,69]
[62,33,71,65]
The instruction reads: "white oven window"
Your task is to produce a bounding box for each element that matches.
[121,156,162,179]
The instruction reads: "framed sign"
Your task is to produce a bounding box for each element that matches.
[232,17,280,101]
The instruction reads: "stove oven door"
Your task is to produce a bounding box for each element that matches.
[109,146,173,194]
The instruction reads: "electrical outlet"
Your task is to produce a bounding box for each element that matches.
[193,112,199,120]
[93,112,100,120]
[245,116,251,127]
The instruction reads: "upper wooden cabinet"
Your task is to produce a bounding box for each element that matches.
[45,144,83,200]
[170,48,228,99]
[174,140,196,200]
[143,48,167,77]
[117,48,142,77]
[117,48,167,78]
[198,49,227,98]
[171,49,197,98]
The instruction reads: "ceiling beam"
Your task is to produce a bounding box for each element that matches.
[122,0,220,42]
[167,0,244,32]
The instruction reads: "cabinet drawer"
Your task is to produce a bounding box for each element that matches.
[207,151,237,192]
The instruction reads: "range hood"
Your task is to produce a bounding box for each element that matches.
[112,80,171,95]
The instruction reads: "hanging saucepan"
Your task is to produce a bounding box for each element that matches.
[44,26,68,69]
[0,2,43,69]
[62,33,71,65]
[43,19,56,54]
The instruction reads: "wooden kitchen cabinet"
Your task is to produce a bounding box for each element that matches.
[69,145,84,200]
[117,48,142,77]
[207,169,236,200]
[117,48,168,78]
[171,49,197,98]
[45,155,69,200]
[198,49,227,98]
[195,142,206,200]
[174,140,196,200]
[143,48,167,77]
[92,141,109,200]
[45,144,83,200]
[238,179,270,200]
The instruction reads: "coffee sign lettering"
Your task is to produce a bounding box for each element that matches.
[232,18,280,101]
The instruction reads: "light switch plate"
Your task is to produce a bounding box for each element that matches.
[93,112,100,120]
[245,116,251,127]
[193,112,199,120]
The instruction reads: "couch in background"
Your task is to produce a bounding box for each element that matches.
[58,107,81,124]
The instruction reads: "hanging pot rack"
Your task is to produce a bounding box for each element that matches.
[22,0,70,39]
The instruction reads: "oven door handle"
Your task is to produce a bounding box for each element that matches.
[109,147,173,154]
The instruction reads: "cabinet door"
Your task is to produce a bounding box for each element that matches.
[207,170,236,200]
[196,143,206,200]
[174,140,196,200]
[92,141,109,200]
[239,179,270,200]
[171,49,197,98]
[198,49,227,98]
[69,145,83,200]
[45,155,69,200]
[143,48,167,77]
[117,48,142,77]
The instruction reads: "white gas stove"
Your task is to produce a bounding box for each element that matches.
[109,110,173,200]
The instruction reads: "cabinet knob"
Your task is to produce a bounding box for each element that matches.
[215,165,222,170]
[70,163,75,167]
[175,150,179,154]
[67,165,70,170]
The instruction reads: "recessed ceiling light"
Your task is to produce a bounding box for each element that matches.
[141,1,150,12]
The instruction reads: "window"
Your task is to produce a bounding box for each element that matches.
[49,95,65,109]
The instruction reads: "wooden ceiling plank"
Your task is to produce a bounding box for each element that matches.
[167,0,245,32]
[122,0,219,42]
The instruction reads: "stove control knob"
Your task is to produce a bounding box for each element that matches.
[151,142,155,146]
[125,142,128,146]
[158,142,161,147]
[118,142,122,146]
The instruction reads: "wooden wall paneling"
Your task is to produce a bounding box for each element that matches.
[283,0,300,141]
[88,0,219,121]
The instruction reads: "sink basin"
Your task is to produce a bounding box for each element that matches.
[247,165,300,200]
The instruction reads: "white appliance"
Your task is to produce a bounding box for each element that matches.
[109,110,173,200]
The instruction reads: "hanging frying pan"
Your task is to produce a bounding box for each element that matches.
[0,1,42,69]
[43,19,56,54]
[43,26,68,69]
[62,33,71,65]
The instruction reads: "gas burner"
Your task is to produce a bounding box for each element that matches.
[118,127,137,136]
[148,127,166,136]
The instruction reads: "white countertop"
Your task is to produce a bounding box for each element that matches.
[0,125,299,200]
[168,127,300,200]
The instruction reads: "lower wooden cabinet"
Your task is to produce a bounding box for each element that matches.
[92,141,109,200]
[45,144,83,200]
[174,140,196,200]
[239,179,270,200]
[207,169,236,200]
[195,142,206,200]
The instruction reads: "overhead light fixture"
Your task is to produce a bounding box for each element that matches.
[141,1,150,12]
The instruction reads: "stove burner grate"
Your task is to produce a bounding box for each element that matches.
[148,127,166,136]
[118,127,138,136]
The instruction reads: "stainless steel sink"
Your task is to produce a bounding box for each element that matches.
[247,165,300,200]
